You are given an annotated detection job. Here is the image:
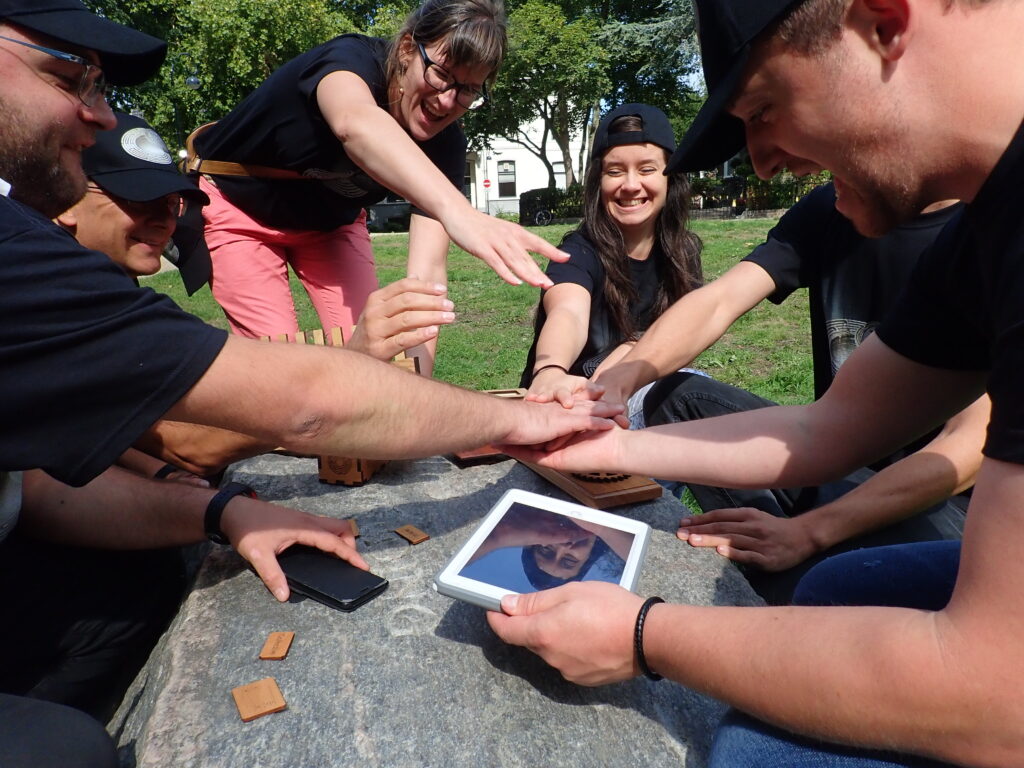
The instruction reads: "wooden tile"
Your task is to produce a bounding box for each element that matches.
[395,524,430,545]
[259,632,294,661]
[232,677,287,722]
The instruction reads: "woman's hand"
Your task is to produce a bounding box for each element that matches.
[442,208,569,288]
[526,367,596,408]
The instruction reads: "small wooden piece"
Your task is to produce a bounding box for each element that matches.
[231,677,287,722]
[259,632,295,661]
[260,326,423,486]
[347,517,360,538]
[395,524,430,545]
[452,388,528,464]
[519,460,663,509]
[317,456,387,486]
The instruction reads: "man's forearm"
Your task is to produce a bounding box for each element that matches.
[643,602,995,763]
[168,337,605,459]
[798,395,987,552]
[20,467,208,548]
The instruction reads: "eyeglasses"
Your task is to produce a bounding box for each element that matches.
[0,34,107,107]
[88,185,188,218]
[416,43,488,111]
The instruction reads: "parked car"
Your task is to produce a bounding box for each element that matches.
[367,195,412,232]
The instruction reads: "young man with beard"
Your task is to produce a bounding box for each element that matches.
[0,2,618,765]
[489,0,1024,765]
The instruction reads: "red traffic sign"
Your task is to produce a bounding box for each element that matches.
[483,179,491,188]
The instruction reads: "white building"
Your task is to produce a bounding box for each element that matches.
[464,117,587,218]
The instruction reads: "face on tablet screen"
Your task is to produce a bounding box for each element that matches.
[457,502,633,593]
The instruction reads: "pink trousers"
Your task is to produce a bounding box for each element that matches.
[200,176,378,339]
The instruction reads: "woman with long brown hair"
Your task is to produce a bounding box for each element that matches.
[521,103,702,422]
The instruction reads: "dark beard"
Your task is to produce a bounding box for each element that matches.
[0,110,85,218]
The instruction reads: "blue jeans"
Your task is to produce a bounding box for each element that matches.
[708,541,962,767]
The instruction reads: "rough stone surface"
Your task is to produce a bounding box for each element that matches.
[111,454,763,768]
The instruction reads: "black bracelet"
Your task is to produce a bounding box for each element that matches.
[204,481,257,545]
[152,463,180,480]
[634,596,665,681]
[533,363,568,377]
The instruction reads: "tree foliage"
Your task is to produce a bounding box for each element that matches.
[463,0,609,187]
[86,0,359,151]
[84,0,701,176]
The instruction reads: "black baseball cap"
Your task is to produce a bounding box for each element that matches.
[591,103,676,160]
[667,0,803,173]
[0,0,166,86]
[83,112,208,205]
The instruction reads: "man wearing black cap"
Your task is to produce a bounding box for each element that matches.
[0,2,619,766]
[56,111,210,280]
[490,0,1024,765]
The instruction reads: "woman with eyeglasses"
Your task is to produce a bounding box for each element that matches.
[191,0,562,368]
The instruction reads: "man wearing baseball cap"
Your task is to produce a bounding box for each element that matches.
[490,0,1024,765]
[56,111,209,280]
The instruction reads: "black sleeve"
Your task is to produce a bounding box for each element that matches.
[296,35,387,105]
[743,184,839,304]
[0,199,228,486]
[544,231,601,293]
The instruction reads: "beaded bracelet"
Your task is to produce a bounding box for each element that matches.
[634,596,665,681]
[532,363,569,377]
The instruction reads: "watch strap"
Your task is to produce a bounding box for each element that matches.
[204,481,257,545]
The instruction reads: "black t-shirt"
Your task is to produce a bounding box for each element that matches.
[0,195,228,486]
[879,116,1024,465]
[745,184,963,400]
[195,34,467,231]
[520,230,662,384]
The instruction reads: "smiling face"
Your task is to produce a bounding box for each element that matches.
[599,142,670,239]
[729,33,922,236]
[532,535,597,580]
[0,24,115,217]
[59,187,178,277]
[392,35,491,142]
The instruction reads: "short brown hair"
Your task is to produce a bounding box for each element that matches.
[385,0,507,94]
[774,0,848,55]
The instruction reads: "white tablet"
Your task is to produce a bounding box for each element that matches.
[434,488,651,611]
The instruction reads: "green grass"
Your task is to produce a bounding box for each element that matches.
[143,216,812,405]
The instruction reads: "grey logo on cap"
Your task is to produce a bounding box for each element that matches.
[121,128,173,165]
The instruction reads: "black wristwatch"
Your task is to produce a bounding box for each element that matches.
[204,481,257,545]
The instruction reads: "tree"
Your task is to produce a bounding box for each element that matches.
[86,0,357,152]
[463,0,609,188]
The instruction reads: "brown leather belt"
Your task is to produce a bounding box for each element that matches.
[184,122,307,180]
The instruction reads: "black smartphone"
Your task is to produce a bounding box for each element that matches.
[278,546,388,612]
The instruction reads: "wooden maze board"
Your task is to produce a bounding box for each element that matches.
[450,389,527,465]
[260,328,420,486]
[519,461,664,510]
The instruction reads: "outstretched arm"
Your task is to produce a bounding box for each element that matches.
[679,395,990,571]
[166,335,621,460]
[19,467,365,602]
[525,283,595,408]
[595,261,775,408]
[317,71,567,288]
[509,336,986,492]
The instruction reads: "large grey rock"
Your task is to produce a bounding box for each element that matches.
[111,454,763,768]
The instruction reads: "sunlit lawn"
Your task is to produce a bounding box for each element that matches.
[144,215,811,405]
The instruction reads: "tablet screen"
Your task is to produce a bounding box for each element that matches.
[458,502,635,592]
[436,489,651,610]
